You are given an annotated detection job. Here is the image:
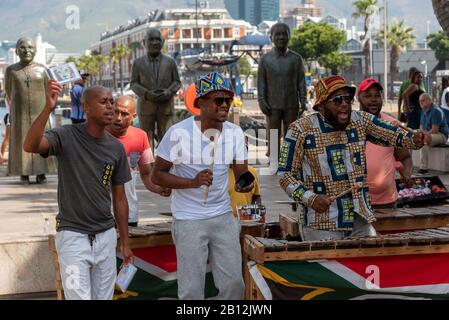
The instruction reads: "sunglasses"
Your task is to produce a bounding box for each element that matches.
[326,94,353,106]
[208,97,233,107]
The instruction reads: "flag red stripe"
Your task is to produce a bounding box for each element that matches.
[336,253,449,288]
[133,245,177,273]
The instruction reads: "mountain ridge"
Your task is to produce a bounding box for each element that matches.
[0,0,439,53]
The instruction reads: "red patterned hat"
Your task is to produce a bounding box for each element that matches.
[313,76,356,111]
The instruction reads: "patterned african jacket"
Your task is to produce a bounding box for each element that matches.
[278,111,421,231]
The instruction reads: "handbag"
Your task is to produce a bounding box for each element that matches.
[399,111,408,123]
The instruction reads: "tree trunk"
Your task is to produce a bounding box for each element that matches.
[99,65,103,86]
[433,0,449,36]
[363,16,371,78]
[119,59,124,94]
[390,45,400,99]
[363,39,370,78]
[112,62,117,92]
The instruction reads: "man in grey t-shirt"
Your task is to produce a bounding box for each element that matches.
[23,81,133,300]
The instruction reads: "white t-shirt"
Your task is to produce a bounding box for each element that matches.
[155,116,247,220]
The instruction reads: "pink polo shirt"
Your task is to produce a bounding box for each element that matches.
[366,112,402,205]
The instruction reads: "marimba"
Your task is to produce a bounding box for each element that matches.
[278,204,449,238]
[49,220,266,300]
[244,226,449,300]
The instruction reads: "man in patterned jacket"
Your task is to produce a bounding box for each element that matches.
[279,76,426,241]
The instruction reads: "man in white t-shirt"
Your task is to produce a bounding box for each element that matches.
[152,72,254,300]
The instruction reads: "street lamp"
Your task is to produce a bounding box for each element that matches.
[421,60,429,92]
[421,60,428,77]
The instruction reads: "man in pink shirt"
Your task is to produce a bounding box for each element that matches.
[358,79,414,209]
[107,95,171,226]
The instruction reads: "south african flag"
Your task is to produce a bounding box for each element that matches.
[249,253,449,300]
[114,245,218,300]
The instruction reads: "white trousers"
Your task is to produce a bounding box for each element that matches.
[55,228,117,300]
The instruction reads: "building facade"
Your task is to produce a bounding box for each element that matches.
[91,8,251,88]
[225,0,279,26]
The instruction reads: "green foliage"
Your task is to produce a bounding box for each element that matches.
[65,56,78,64]
[290,22,349,74]
[352,0,378,21]
[238,56,252,78]
[378,19,415,53]
[318,52,352,75]
[290,22,347,64]
[428,31,449,62]
[110,44,132,64]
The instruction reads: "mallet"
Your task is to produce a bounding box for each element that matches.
[330,182,364,202]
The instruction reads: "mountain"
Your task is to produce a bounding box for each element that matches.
[0,0,440,52]
[0,0,202,52]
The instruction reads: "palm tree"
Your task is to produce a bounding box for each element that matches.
[352,0,378,78]
[92,54,110,86]
[110,44,132,94]
[65,56,78,64]
[77,55,99,86]
[379,19,416,98]
[129,41,143,60]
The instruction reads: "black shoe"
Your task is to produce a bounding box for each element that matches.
[418,169,429,175]
[36,174,47,184]
[20,175,30,185]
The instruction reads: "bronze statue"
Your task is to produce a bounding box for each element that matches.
[257,22,306,157]
[130,28,181,147]
[5,37,50,184]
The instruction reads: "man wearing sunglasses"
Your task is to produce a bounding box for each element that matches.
[152,72,253,300]
[279,76,425,241]
[358,78,414,209]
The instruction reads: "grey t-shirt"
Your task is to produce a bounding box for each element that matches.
[42,123,132,234]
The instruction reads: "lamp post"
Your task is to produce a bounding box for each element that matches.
[421,60,429,93]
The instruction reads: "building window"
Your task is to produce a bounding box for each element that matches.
[213,29,222,39]
[168,28,174,37]
[182,29,192,39]
[193,28,202,39]
[168,44,175,52]
[234,28,240,37]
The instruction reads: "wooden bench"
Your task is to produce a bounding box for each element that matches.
[412,146,449,172]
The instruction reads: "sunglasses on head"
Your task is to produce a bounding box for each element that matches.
[326,94,353,106]
[208,97,233,107]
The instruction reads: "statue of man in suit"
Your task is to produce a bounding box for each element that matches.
[130,28,181,147]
